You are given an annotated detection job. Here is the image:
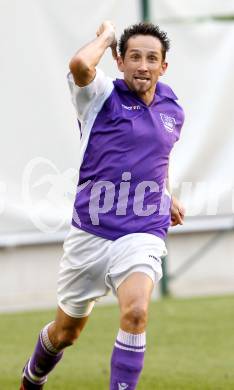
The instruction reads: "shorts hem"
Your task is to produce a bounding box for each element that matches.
[58,301,95,318]
[106,263,163,296]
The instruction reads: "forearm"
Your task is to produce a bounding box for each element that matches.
[167,169,185,226]
[69,21,116,86]
[70,32,111,71]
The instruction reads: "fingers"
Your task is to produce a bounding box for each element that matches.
[96,20,116,38]
[178,205,186,217]
[96,21,118,60]
[170,196,186,227]
[170,210,184,226]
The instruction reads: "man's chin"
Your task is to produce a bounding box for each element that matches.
[132,79,152,93]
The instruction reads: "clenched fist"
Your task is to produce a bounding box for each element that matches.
[96,20,118,59]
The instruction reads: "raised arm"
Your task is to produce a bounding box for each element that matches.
[69,21,117,87]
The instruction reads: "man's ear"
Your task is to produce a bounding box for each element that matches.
[117,56,124,72]
[159,61,168,76]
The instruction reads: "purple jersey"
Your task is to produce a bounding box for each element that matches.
[67,69,184,240]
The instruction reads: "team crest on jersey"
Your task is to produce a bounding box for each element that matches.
[160,113,176,132]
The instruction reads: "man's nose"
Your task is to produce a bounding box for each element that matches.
[137,58,148,71]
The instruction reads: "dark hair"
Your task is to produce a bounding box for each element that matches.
[118,22,170,61]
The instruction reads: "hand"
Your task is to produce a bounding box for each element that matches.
[96,21,118,59]
[170,195,185,227]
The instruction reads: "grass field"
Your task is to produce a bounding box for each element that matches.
[0,295,233,389]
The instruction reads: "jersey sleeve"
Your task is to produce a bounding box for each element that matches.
[174,104,185,142]
[67,68,113,122]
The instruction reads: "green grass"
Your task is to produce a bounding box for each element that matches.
[0,295,234,389]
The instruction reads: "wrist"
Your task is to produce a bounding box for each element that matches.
[101,29,116,47]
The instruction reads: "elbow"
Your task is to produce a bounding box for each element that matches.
[69,55,91,76]
[69,56,94,86]
[69,55,82,73]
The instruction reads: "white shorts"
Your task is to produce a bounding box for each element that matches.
[57,226,167,318]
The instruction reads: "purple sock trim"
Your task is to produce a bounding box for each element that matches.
[117,329,146,348]
[39,333,58,356]
[115,339,146,351]
[41,322,59,354]
[24,364,46,386]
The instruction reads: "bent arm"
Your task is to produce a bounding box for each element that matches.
[166,163,185,226]
[69,21,117,87]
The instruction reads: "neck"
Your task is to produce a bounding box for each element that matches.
[136,90,155,106]
[124,79,157,106]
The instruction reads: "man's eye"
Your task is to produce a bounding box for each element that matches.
[148,56,157,61]
[131,55,140,60]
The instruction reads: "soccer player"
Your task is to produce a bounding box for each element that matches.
[20,21,185,390]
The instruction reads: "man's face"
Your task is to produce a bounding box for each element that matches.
[117,35,168,103]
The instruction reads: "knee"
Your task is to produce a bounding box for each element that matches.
[121,304,148,333]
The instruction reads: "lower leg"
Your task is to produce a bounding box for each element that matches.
[22,307,88,387]
[23,322,63,387]
[110,273,153,390]
[110,329,146,390]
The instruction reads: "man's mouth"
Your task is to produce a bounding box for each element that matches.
[133,76,150,83]
[134,76,150,80]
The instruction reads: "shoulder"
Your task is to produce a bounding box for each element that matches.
[67,68,115,121]
[157,81,185,120]
[67,68,114,99]
[156,81,178,101]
